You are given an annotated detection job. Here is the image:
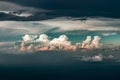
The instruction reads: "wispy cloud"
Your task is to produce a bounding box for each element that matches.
[102,32,117,36]
[0,21,53,34]
[0,42,15,48]
[0,1,51,17]
[40,17,120,31]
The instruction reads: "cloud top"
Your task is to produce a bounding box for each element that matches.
[17,34,103,53]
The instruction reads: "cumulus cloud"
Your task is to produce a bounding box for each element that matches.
[22,34,37,42]
[36,34,50,44]
[48,35,77,51]
[17,34,103,53]
[91,36,102,49]
[19,41,35,53]
[39,35,76,51]
[27,44,35,53]
[50,35,71,46]
[81,36,92,49]
[20,34,50,52]
[19,41,26,52]
[18,34,77,52]
[81,36,102,49]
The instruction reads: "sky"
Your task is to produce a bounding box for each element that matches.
[0,0,120,52]
[1,1,120,80]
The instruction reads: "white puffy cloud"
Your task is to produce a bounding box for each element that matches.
[50,35,71,46]
[22,34,37,42]
[91,36,101,49]
[19,34,79,52]
[81,36,92,49]
[36,34,50,44]
[18,34,104,53]
[27,44,35,53]
[81,36,102,49]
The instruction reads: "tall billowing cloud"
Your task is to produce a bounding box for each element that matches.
[19,41,26,52]
[18,34,103,53]
[36,34,50,44]
[22,34,37,42]
[0,1,51,17]
[49,35,77,51]
[81,36,92,49]
[50,35,71,46]
[91,36,101,49]
[81,36,102,49]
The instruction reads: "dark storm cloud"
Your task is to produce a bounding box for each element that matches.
[0,0,120,20]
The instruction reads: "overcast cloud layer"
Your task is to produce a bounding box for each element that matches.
[0,0,120,20]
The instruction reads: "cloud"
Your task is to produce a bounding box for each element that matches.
[18,34,103,52]
[91,36,101,49]
[50,35,71,46]
[40,17,120,32]
[36,34,50,44]
[102,32,117,36]
[0,21,54,34]
[0,17,119,39]
[23,34,37,42]
[81,54,103,62]
[81,36,92,49]
[19,41,26,52]
[81,56,92,61]
[81,53,103,62]
[108,55,114,59]
[81,36,102,49]
[18,34,77,52]
[0,1,51,17]
[0,1,50,12]
[91,55,103,61]
[0,42,15,48]
[0,17,119,51]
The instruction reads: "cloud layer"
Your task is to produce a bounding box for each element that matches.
[0,1,51,17]
[40,17,120,31]
[0,17,119,49]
